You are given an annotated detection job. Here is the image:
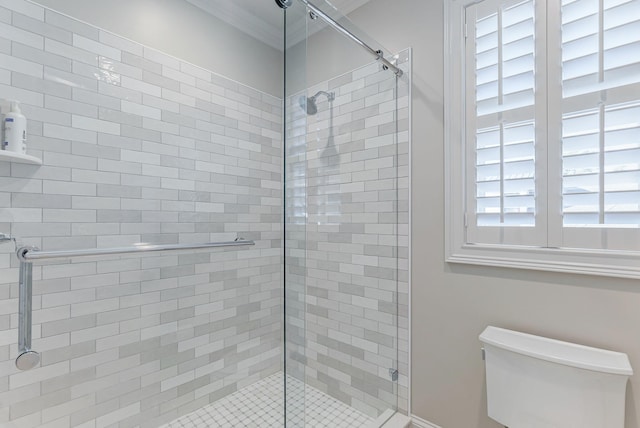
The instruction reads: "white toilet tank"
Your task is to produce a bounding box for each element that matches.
[479,326,633,428]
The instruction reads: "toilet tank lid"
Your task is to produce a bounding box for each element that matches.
[479,326,633,376]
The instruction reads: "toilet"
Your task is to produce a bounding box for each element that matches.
[479,326,633,428]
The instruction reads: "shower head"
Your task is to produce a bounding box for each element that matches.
[299,96,317,115]
[275,0,292,9]
[298,91,335,115]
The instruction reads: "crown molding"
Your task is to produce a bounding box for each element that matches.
[185,0,283,50]
[185,0,373,52]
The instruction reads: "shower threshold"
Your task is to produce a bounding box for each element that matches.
[159,372,387,428]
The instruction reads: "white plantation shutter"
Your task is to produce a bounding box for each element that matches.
[465,0,547,245]
[463,0,640,252]
[558,0,640,250]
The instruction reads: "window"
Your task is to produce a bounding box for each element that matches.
[445,0,640,278]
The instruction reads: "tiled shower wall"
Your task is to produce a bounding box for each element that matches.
[286,54,410,418]
[0,1,282,427]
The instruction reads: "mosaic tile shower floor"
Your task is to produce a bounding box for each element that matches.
[159,372,375,428]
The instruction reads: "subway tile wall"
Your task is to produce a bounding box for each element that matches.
[0,1,282,427]
[285,53,410,418]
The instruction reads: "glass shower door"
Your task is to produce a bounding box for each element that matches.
[283,1,310,426]
[284,1,411,425]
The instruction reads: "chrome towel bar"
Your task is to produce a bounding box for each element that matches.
[17,239,255,262]
[15,239,255,371]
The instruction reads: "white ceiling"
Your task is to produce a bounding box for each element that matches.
[184,0,372,50]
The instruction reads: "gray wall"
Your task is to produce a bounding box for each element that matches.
[31,0,283,97]
[341,0,640,427]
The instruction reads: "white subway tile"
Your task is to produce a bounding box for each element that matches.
[0,83,44,107]
[161,88,195,106]
[140,321,176,341]
[71,169,120,185]
[42,209,95,223]
[0,8,8,24]
[0,0,44,21]
[180,83,210,102]
[0,21,43,48]
[73,34,121,61]
[119,151,160,167]
[9,361,69,389]
[352,336,378,353]
[43,180,96,196]
[121,100,160,120]
[72,349,118,375]
[194,202,224,213]
[72,115,120,135]
[95,330,139,352]
[180,62,210,81]
[97,80,140,104]
[121,76,161,97]
[71,223,119,236]
[41,395,94,424]
[141,141,178,157]
[0,207,42,222]
[69,61,117,87]
[97,158,141,174]
[142,93,179,113]
[44,152,97,170]
[99,31,142,56]
[96,235,140,248]
[365,112,395,129]
[142,117,178,134]
[141,164,178,178]
[0,253,9,269]
[32,306,71,325]
[44,123,97,144]
[160,370,194,392]
[0,52,42,77]
[71,322,118,345]
[162,66,195,86]
[71,196,119,210]
[95,402,139,428]
[161,177,194,190]
[45,38,98,66]
[143,47,179,69]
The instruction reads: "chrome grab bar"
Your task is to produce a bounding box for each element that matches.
[15,239,255,371]
[17,240,255,262]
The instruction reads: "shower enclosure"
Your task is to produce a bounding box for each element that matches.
[0,0,410,426]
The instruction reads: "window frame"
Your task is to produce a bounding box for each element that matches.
[444,0,640,279]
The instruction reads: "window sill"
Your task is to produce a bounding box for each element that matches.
[447,244,640,280]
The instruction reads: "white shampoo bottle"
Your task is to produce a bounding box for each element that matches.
[3,101,27,154]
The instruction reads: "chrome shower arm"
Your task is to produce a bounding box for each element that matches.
[310,91,335,102]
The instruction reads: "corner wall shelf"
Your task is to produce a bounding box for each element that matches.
[0,151,42,165]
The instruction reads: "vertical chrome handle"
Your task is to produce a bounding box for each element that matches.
[16,247,39,371]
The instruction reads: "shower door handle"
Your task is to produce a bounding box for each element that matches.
[16,247,39,371]
[14,239,255,370]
